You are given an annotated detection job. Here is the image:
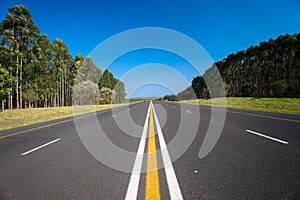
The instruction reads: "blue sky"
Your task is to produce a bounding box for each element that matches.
[1,0,299,97]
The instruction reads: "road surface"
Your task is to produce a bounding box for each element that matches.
[0,101,299,199]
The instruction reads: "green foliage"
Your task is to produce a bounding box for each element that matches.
[189,33,300,98]
[202,65,226,98]
[98,68,126,104]
[77,56,101,83]
[240,83,257,97]
[22,88,39,107]
[98,69,117,90]
[0,4,41,108]
[177,86,196,100]
[163,94,178,101]
[0,64,14,101]
[73,80,100,105]
[113,81,126,103]
[100,87,113,104]
[270,80,288,97]
[192,76,207,98]
[0,5,124,109]
[180,97,300,115]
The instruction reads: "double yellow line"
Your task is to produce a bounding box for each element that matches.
[145,101,160,200]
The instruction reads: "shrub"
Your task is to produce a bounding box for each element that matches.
[163,94,178,101]
[270,80,288,97]
[240,83,257,97]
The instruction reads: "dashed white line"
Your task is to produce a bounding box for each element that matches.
[172,106,176,109]
[186,110,192,114]
[125,103,151,200]
[21,138,61,156]
[246,130,289,145]
[111,114,117,118]
[153,103,184,200]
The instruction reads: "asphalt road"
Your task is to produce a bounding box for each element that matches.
[0,101,299,199]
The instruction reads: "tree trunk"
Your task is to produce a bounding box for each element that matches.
[62,77,65,106]
[9,92,12,109]
[20,57,23,109]
[59,76,62,107]
[16,55,19,109]
[44,96,47,108]
[54,93,56,107]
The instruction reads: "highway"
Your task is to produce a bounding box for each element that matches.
[0,101,299,199]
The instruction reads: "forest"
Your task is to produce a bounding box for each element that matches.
[177,33,300,100]
[0,5,126,110]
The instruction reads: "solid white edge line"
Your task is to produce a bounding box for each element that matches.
[21,138,61,156]
[153,104,184,200]
[246,130,289,145]
[125,102,151,200]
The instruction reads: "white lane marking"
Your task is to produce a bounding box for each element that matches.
[125,103,151,200]
[187,110,192,113]
[111,114,116,118]
[246,130,289,145]
[21,138,61,156]
[173,106,176,109]
[153,104,184,200]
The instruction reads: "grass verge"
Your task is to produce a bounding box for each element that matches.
[179,97,300,115]
[0,104,126,131]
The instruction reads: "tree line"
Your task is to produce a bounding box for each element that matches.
[177,33,300,100]
[0,5,125,110]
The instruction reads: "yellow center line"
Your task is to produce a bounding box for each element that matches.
[0,108,113,139]
[0,119,73,139]
[145,101,160,200]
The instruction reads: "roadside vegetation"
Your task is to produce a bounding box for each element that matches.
[179,97,300,115]
[187,33,300,99]
[0,5,126,111]
[0,104,125,131]
[167,33,300,115]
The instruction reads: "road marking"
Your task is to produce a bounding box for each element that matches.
[111,114,116,118]
[127,101,183,200]
[198,105,300,123]
[21,138,61,156]
[153,103,183,200]
[186,110,192,114]
[0,119,73,139]
[246,130,289,145]
[125,102,151,200]
[172,106,176,109]
[145,101,160,200]
[0,104,135,139]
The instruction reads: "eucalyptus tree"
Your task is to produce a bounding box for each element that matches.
[0,29,15,109]
[1,5,40,108]
[189,33,300,98]
[0,63,15,109]
[51,39,73,107]
[113,81,126,103]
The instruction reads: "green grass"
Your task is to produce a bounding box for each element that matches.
[179,97,300,115]
[0,104,126,131]
[127,98,144,103]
